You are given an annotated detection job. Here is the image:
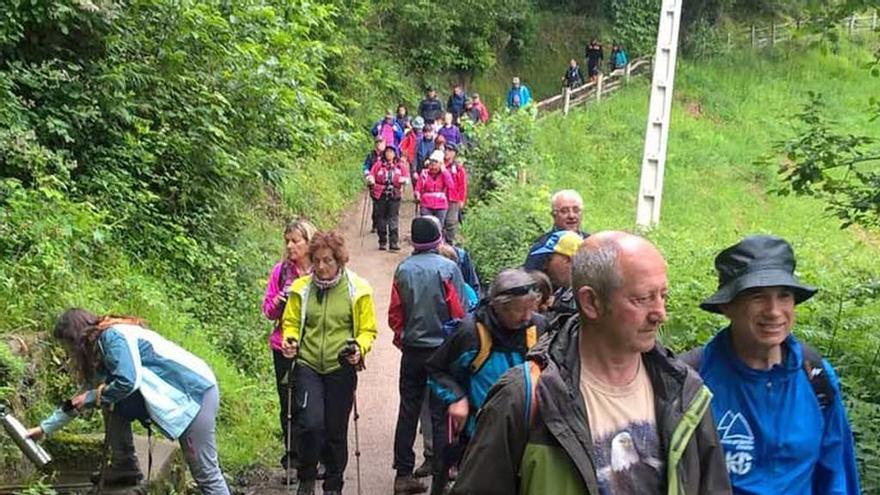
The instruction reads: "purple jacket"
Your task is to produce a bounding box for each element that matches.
[262,260,308,351]
[437,125,462,147]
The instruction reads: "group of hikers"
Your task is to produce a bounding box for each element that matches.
[563,40,631,89]
[19,82,861,495]
[250,182,860,494]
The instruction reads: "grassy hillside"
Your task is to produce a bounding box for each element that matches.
[463,39,880,488]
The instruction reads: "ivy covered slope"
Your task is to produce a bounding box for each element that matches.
[0,0,541,478]
[462,40,880,488]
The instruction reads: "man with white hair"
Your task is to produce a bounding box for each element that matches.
[524,189,588,271]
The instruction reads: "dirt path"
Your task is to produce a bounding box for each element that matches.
[241,192,420,494]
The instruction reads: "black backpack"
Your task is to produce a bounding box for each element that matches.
[679,342,835,410]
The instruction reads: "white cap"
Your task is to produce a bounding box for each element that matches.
[429,150,445,162]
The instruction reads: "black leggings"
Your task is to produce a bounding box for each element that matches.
[295,364,357,491]
[272,349,297,462]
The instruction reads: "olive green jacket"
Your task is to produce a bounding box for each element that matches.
[452,316,731,495]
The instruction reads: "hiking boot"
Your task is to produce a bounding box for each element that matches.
[394,475,427,494]
[389,243,401,251]
[379,244,387,251]
[413,457,433,478]
[296,479,315,495]
[316,463,326,480]
[90,468,143,487]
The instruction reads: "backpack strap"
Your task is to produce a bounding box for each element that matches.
[522,361,542,428]
[471,323,538,373]
[471,322,493,373]
[678,346,705,371]
[525,325,537,349]
[800,342,835,410]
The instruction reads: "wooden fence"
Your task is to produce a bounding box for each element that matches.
[732,12,878,48]
[535,56,652,115]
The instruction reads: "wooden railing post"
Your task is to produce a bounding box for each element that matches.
[625,62,632,84]
[727,32,732,50]
[873,11,878,31]
[750,26,756,47]
[562,87,571,115]
[771,21,776,45]
[848,15,855,36]
[596,74,603,103]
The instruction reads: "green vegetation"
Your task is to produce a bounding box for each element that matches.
[462,39,880,489]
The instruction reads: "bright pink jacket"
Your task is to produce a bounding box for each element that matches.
[415,169,454,210]
[262,261,307,351]
[370,159,410,200]
[446,160,468,204]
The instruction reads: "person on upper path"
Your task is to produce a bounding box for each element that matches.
[447,85,468,121]
[525,189,589,270]
[372,109,404,149]
[506,76,532,109]
[262,218,317,472]
[419,87,444,124]
[452,231,731,495]
[28,309,232,495]
[610,43,628,72]
[524,229,583,327]
[368,146,409,251]
[390,216,469,495]
[586,39,604,83]
[562,58,585,89]
[414,150,454,226]
[437,112,463,148]
[427,268,547,494]
[443,143,468,245]
[681,235,861,495]
[280,231,378,495]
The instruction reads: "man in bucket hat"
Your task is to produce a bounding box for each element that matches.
[682,234,860,495]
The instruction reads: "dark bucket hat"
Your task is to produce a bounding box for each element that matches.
[700,235,817,314]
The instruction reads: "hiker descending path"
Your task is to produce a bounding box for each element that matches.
[337,191,416,494]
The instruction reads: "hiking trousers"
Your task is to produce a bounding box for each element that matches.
[419,207,447,227]
[295,363,356,492]
[374,197,401,247]
[444,201,462,244]
[179,385,230,495]
[393,346,447,477]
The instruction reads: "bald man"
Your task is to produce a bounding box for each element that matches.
[454,232,731,495]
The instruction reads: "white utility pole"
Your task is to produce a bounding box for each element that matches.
[635,0,684,228]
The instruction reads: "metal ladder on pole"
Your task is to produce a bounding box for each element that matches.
[635,0,684,228]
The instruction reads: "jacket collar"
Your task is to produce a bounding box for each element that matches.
[711,326,802,380]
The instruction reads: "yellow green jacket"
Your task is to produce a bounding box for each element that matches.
[281,269,378,374]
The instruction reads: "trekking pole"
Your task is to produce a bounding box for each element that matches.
[284,339,297,492]
[352,386,362,495]
[359,191,370,247]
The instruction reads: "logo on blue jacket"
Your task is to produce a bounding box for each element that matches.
[718,410,755,476]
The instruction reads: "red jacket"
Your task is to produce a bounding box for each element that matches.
[369,159,409,200]
[473,101,489,123]
[400,131,418,163]
[446,160,468,204]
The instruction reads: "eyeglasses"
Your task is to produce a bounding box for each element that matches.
[553,207,582,215]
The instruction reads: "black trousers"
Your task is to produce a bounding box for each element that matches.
[272,349,298,463]
[295,364,356,491]
[374,197,401,246]
[393,346,447,477]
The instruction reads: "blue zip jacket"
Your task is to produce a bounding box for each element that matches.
[693,327,860,495]
[506,85,532,109]
[40,325,217,440]
[427,306,546,437]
